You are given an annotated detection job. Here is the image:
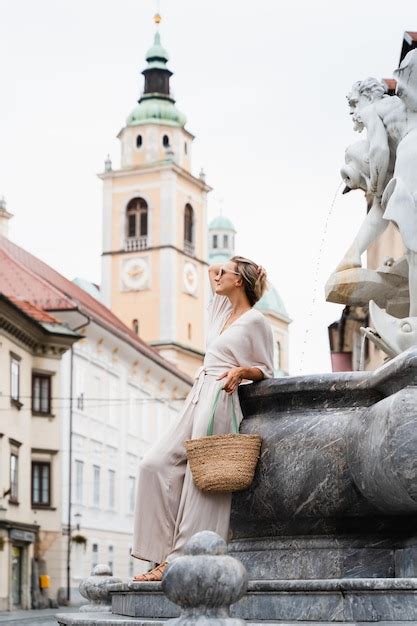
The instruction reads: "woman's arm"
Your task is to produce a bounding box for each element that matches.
[208,264,222,293]
[217,366,264,394]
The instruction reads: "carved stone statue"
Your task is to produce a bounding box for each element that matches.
[336,77,401,271]
[327,50,417,357]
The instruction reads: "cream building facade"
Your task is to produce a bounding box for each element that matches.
[101,32,211,378]
[0,294,79,611]
[0,230,192,606]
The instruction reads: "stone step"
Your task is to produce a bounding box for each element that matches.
[55,616,417,626]
[109,578,417,623]
[56,614,162,625]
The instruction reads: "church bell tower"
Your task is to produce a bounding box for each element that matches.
[100,20,211,377]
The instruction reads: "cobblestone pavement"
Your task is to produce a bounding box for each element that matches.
[0,607,79,625]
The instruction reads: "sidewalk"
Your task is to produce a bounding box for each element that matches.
[0,607,79,625]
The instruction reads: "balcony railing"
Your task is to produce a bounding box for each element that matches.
[184,241,195,256]
[125,236,148,251]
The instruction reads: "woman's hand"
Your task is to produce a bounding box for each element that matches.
[217,367,244,394]
[257,265,267,280]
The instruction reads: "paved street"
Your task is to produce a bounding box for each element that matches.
[0,607,79,625]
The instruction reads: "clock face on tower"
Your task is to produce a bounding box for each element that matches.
[183,261,198,296]
[121,257,149,291]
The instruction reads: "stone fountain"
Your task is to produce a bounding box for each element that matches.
[58,52,417,626]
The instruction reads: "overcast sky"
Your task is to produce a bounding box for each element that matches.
[0,0,414,374]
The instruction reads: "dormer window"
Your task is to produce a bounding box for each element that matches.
[163,134,170,148]
[223,234,228,248]
[213,234,218,249]
[136,135,143,148]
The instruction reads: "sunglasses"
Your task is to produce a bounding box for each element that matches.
[218,267,240,278]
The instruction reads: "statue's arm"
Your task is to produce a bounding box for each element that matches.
[361,108,390,199]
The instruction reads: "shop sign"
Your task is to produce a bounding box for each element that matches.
[10,529,35,543]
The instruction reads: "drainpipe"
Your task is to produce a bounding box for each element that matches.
[66,346,74,604]
[66,314,91,603]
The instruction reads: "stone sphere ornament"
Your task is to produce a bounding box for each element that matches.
[162,530,247,625]
[79,564,122,613]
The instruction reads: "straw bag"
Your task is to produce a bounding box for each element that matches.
[184,386,262,493]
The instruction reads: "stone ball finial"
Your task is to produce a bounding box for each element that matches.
[79,563,122,613]
[184,530,227,556]
[162,531,247,625]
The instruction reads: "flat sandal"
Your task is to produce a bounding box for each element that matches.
[133,561,168,582]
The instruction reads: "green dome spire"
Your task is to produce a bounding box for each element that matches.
[145,32,169,67]
[126,31,186,128]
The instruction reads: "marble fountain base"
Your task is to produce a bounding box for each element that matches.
[58,348,417,624]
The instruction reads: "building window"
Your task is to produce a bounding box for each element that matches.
[184,204,194,254]
[162,134,170,147]
[136,134,142,148]
[32,462,50,507]
[10,354,20,404]
[10,453,18,502]
[187,323,192,340]
[108,545,114,574]
[75,460,84,504]
[212,234,218,249]
[132,319,139,335]
[128,476,135,514]
[32,374,51,414]
[127,213,136,238]
[223,234,228,248]
[184,142,188,155]
[92,543,99,570]
[77,393,84,411]
[93,465,100,507]
[126,198,148,244]
[274,340,281,372]
[108,470,116,510]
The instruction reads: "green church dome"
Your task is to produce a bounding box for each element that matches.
[209,215,236,231]
[127,98,187,128]
[255,285,289,320]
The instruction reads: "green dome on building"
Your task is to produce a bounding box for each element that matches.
[127,99,187,127]
[209,215,236,231]
[255,285,289,320]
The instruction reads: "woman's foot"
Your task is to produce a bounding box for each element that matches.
[133,561,168,582]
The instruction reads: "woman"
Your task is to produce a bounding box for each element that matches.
[132,256,273,581]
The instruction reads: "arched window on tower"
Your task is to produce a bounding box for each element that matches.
[125,198,148,251]
[163,134,170,148]
[184,204,194,255]
[136,135,143,148]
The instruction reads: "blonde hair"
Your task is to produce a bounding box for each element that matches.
[231,256,268,306]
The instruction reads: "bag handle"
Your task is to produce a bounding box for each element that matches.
[206,386,239,436]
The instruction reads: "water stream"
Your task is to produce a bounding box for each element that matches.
[298,181,343,374]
